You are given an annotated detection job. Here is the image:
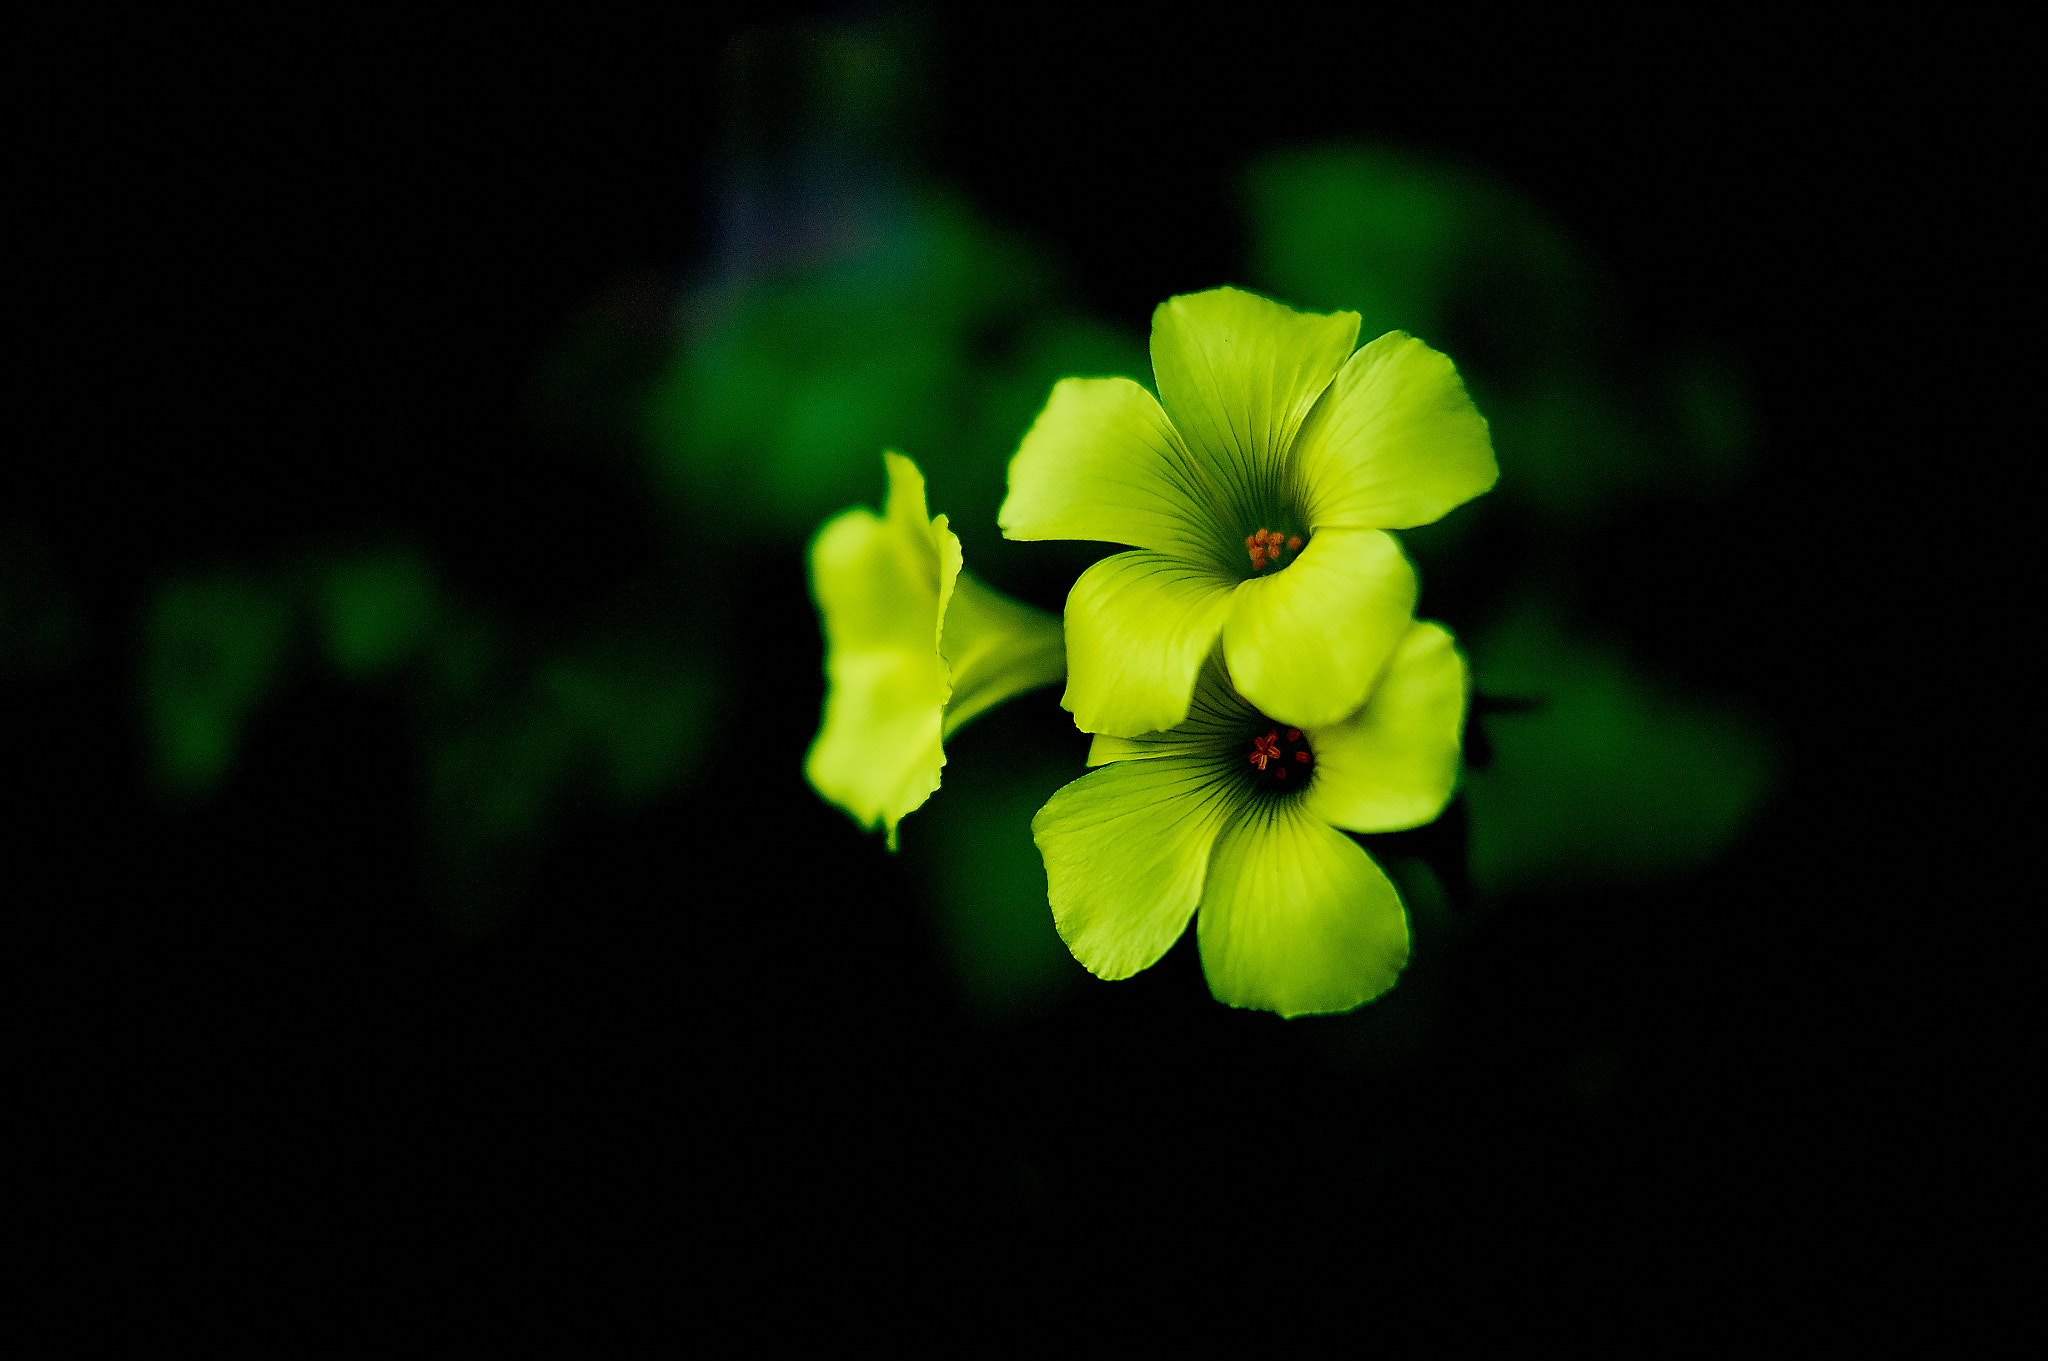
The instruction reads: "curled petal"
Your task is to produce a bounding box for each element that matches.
[1293,331,1497,531]
[1306,621,1469,833]
[1087,731,1176,765]
[1197,801,1410,1017]
[1062,551,1237,738]
[1222,529,1418,730]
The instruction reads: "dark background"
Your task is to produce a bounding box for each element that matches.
[9,4,2007,1316]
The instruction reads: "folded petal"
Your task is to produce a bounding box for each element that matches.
[1087,731,1173,765]
[1063,551,1237,738]
[803,453,958,849]
[1197,801,1410,1017]
[939,569,1066,739]
[1292,331,1498,531]
[1033,757,1240,980]
[1150,288,1360,525]
[883,451,962,660]
[999,377,1222,563]
[1222,529,1418,730]
[1306,621,1469,833]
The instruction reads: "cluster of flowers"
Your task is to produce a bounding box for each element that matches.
[807,288,1497,1016]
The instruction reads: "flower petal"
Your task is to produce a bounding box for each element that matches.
[1062,551,1237,738]
[1222,529,1418,729]
[803,453,957,849]
[1033,757,1240,980]
[999,377,1220,563]
[1085,650,1258,765]
[939,569,1066,739]
[1292,331,1498,531]
[1197,802,1410,1017]
[1305,620,1469,833]
[1149,288,1360,525]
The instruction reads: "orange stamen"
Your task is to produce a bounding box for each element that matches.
[1286,729,1300,741]
[1247,529,1304,572]
[1295,751,1310,763]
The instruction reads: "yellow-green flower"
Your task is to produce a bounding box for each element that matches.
[1033,621,1468,1016]
[1001,286,1495,737]
[807,452,1065,848]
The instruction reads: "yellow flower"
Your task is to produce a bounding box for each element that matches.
[806,452,1064,848]
[1033,622,1468,1016]
[1001,286,1496,737]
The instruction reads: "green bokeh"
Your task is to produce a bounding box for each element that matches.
[1309,854,1457,1071]
[1244,142,1777,895]
[1463,604,1777,894]
[414,625,714,926]
[648,191,1039,535]
[145,547,713,925]
[901,698,1087,1021]
[1244,144,1472,345]
[540,651,712,808]
[645,187,1146,585]
[318,548,439,682]
[144,575,292,797]
[1666,344,1759,498]
[1243,143,1755,528]
[0,524,84,681]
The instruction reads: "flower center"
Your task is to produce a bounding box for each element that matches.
[1244,725,1313,791]
[1244,527,1306,574]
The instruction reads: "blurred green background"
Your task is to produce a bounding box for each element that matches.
[113,75,1780,997]
[12,5,1956,1288]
